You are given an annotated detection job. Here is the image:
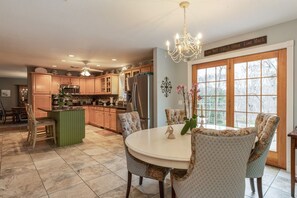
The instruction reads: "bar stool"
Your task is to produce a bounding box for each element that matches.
[26,104,56,149]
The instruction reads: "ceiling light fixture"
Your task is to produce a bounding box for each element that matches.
[68,54,75,58]
[96,64,101,67]
[166,1,202,63]
[61,59,66,62]
[52,65,57,68]
[81,68,91,76]
[112,59,117,61]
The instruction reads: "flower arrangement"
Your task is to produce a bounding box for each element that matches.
[176,83,202,135]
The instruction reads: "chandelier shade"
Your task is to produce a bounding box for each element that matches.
[166,1,202,63]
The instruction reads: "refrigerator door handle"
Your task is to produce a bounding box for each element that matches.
[132,82,137,111]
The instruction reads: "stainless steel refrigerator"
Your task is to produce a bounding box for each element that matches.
[127,73,153,129]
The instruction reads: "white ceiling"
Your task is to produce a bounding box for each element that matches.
[0,0,297,78]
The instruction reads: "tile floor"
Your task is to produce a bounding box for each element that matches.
[0,125,295,198]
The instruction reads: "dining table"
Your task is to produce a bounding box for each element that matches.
[125,124,239,169]
[11,106,27,122]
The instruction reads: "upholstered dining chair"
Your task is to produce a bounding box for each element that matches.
[165,109,185,125]
[171,127,257,198]
[246,113,280,198]
[118,111,170,198]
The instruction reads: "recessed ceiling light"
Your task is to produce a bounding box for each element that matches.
[52,65,57,68]
[96,64,101,67]
[112,59,117,61]
[61,60,66,62]
[68,54,75,58]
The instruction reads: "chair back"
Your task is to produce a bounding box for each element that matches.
[26,104,37,125]
[248,113,280,163]
[118,111,142,139]
[0,99,6,115]
[174,128,256,198]
[165,109,185,125]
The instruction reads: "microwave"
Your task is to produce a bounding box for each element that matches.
[60,84,80,95]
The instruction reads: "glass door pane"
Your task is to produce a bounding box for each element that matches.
[197,65,227,126]
[233,57,278,152]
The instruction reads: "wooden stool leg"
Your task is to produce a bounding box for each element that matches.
[250,178,255,192]
[257,177,263,198]
[32,127,37,149]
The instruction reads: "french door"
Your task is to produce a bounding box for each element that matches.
[192,49,287,169]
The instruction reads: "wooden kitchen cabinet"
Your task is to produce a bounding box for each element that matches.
[83,106,89,124]
[89,107,95,124]
[32,73,52,94]
[60,77,71,84]
[101,74,119,94]
[79,78,86,94]
[103,108,110,129]
[85,78,95,94]
[71,77,80,86]
[94,77,102,94]
[110,108,117,131]
[131,69,140,76]
[51,76,61,94]
[124,71,131,91]
[140,64,152,73]
[32,94,51,118]
[97,107,104,126]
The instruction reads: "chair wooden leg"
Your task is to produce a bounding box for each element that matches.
[139,176,143,185]
[257,177,263,198]
[250,178,255,192]
[126,171,132,198]
[159,181,164,198]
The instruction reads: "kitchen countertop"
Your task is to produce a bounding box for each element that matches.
[81,105,127,110]
[39,107,84,112]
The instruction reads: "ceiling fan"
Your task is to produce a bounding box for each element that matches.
[71,60,103,76]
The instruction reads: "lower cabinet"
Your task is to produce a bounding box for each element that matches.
[86,106,122,133]
[83,106,89,124]
[32,94,51,118]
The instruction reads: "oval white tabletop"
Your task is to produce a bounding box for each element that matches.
[125,124,238,169]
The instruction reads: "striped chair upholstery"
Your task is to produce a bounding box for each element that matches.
[246,113,280,198]
[118,111,170,198]
[165,109,185,125]
[171,127,256,198]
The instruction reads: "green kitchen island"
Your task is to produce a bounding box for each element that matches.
[39,108,85,146]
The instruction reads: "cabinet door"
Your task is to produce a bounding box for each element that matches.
[103,108,110,128]
[94,77,101,94]
[98,109,104,126]
[32,73,52,94]
[94,110,100,126]
[110,111,117,131]
[51,76,61,94]
[60,77,71,84]
[89,108,95,124]
[85,78,95,94]
[110,75,119,94]
[32,94,51,118]
[71,78,80,86]
[140,65,151,73]
[132,69,140,76]
[79,78,86,94]
[83,107,89,124]
[100,77,106,93]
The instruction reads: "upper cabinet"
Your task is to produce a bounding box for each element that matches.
[94,77,102,94]
[32,73,52,94]
[85,78,95,94]
[79,78,86,94]
[51,76,61,94]
[60,77,80,85]
[103,74,119,94]
[123,64,153,91]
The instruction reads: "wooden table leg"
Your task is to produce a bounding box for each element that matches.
[291,138,295,197]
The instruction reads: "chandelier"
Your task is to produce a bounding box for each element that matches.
[166,1,202,63]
